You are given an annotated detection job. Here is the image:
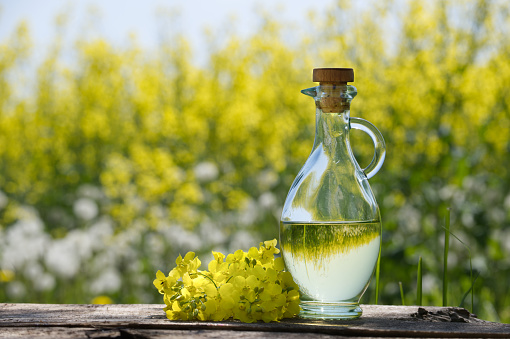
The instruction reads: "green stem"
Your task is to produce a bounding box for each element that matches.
[447,229,475,313]
[417,256,422,306]
[443,208,451,307]
[471,263,474,313]
[399,281,405,306]
[375,244,381,305]
[460,273,479,312]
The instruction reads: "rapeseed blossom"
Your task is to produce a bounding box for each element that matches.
[154,239,300,323]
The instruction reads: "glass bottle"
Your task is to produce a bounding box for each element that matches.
[280,68,386,319]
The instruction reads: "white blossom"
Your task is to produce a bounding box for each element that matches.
[90,268,121,294]
[194,162,219,182]
[258,192,277,210]
[45,237,82,278]
[73,197,98,220]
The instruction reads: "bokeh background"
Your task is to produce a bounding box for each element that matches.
[1,0,509,322]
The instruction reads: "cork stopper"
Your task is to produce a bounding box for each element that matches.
[313,68,354,83]
[312,68,354,113]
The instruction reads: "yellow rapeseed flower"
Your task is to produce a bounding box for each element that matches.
[0,269,15,283]
[91,296,113,304]
[153,239,300,323]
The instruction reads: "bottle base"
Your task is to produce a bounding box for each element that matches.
[299,301,362,320]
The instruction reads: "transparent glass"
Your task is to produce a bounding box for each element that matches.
[280,84,386,320]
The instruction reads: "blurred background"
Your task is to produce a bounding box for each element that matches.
[0,0,509,322]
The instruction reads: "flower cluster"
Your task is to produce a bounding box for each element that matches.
[153,239,300,323]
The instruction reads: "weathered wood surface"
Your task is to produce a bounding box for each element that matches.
[1,303,509,338]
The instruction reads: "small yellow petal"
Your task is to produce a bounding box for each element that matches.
[184,252,195,261]
[248,247,259,258]
[219,282,234,297]
[234,249,244,260]
[156,270,166,280]
[246,275,259,288]
[274,257,285,271]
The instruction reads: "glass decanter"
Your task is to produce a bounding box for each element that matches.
[280,68,386,319]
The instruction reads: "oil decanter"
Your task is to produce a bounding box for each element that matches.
[280,68,386,319]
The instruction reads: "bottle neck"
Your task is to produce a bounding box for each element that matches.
[315,83,351,113]
[312,83,357,160]
[314,110,350,155]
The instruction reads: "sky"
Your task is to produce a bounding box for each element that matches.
[0,0,338,64]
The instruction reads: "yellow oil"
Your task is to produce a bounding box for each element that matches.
[280,221,380,302]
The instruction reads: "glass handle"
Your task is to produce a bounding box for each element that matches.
[350,117,386,179]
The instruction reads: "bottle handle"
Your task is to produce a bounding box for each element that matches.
[350,117,386,179]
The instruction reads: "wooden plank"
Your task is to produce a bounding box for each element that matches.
[0,327,107,339]
[1,304,509,338]
[0,327,363,339]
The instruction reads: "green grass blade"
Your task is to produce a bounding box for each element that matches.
[443,208,451,306]
[399,281,405,305]
[460,272,479,310]
[417,256,422,306]
[444,224,476,313]
[375,243,381,305]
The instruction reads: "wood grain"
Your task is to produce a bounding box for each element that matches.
[1,304,509,338]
